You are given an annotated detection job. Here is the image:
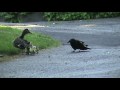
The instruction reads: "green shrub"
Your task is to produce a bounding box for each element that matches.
[0,12,31,23]
[43,12,120,21]
[1,12,120,22]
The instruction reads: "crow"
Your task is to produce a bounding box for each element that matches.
[67,38,91,52]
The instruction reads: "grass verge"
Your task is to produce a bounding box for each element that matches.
[0,25,60,61]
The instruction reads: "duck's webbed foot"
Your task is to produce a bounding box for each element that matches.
[26,47,30,55]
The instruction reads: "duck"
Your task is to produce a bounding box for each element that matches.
[13,29,32,54]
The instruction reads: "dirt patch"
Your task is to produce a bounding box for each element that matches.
[0,54,23,63]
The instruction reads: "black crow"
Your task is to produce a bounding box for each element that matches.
[67,38,90,52]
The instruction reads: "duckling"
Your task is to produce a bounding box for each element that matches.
[28,43,39,55]
[13,29,32,54]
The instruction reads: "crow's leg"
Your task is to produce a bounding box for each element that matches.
[72,50,75,52]
[72,49,76,52]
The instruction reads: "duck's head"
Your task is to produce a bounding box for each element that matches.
[20,29,32,39]
[23,29,32,34]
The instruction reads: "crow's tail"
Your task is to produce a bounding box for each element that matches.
[87,47,91,49]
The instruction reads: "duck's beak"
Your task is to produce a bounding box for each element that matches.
[29,31,32,34]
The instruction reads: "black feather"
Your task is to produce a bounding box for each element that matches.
[68,38,91,51]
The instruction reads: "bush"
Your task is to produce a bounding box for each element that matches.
[1,12,120,22]
[43,12,120,21]
[0,12,31,23]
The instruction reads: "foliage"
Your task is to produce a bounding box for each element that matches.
[0,12,31,23]
[43,12,120,21]
[1,12,120,22]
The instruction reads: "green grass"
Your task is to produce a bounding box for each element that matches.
[0,25,60,55]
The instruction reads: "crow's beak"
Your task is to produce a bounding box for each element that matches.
[67,41,70,43]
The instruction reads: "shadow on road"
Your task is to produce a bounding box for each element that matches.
[69,50,90,54]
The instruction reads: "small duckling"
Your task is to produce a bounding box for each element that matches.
[29,43,39,55]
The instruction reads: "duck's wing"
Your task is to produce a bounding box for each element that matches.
[23,39,30,44]
[13,38,29,48]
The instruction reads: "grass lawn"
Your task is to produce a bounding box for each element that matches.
[0,25,60,61]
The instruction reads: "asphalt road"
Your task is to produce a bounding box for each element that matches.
[0,17,120,78]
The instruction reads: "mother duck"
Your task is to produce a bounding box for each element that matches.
[13,29,32,54]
